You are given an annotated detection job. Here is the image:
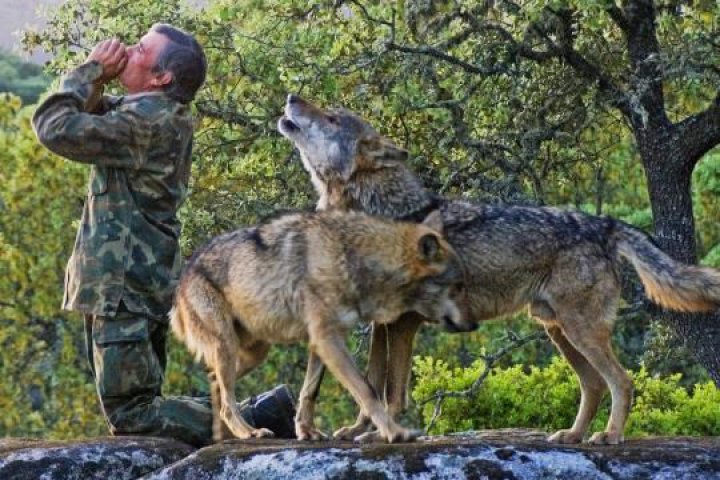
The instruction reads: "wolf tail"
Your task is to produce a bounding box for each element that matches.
[616,224,720,312]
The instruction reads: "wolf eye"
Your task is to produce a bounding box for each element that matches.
[326,115,339,124]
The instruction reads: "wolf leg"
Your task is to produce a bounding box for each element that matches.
[559,320,632,445]
[350,313,424,444]
[333,322,388,440]
[295,351,329,440]
[385,313,423,417]
[309,325,420,443]
[209,370,234,441]
[212,341,273,441]
[544,325,608,444]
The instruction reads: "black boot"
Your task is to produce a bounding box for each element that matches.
[238,384,297,439]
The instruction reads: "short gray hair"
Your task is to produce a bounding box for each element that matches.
[151,23,207,104]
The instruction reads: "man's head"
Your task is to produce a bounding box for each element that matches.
[119,23,207,104]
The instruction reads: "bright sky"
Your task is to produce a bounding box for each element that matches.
[0,0,205,63]
[0,0,62,62]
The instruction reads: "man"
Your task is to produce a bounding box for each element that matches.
[32,24,294,446]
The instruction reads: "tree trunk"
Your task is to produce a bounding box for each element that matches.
[640,136,720,385]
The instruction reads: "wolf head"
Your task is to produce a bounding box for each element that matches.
[278,95,408,185]
[402,210,474,333]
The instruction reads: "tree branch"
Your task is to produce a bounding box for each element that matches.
[621,0,670,130]
[195,101,269,128]
[527,10,632,118]
[421,330,546,434]
[674,92,720,166]
[385,40,509,76]
[606,5,629,32]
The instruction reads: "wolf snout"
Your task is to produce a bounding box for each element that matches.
[440,301,476,333]
[279,116,299,133]
[281,95,308,134]
[442,316,478,333]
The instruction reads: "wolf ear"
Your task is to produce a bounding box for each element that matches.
[422,210,444,235]
[379,138,409,162]
[419,233,443,262]
[357,135,408,169]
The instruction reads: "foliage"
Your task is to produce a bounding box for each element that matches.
[412,354,720,437]
[694,152,720,262]
[703,245,720,269]
[0,51,51,104]
[19,0,720,247]
[1,0,716,439]
[0,94,105,438]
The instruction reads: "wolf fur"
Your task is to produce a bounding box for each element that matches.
[278,95,720,445]
[170,209,470,443]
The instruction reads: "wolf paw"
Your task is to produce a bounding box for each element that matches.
[588,431,623,445]
[230,427,274,440]
[353,430,383,444]
[547,429,583,444]
[250,428,275,439]
[333,422,371,441]
[295,423,328,441]
[389,427,422,444]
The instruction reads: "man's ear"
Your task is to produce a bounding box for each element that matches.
[357,135,408,170]
[422,210,444,235]
[152,71,173,88]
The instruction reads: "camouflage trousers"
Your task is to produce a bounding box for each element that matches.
[84,302,213,446]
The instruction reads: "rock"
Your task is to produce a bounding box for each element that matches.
[0,436,194,480]
[3,429,720,479]
[143,429,720,479]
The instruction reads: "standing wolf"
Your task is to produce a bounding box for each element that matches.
[170,210,471,443]
[278,95,720,445]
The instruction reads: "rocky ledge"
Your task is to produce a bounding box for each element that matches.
[2,429,720,479]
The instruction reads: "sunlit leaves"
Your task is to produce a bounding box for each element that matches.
[6,0,719,438]
[0,96,103,438]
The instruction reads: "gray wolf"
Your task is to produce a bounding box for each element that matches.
[278,95,720,445]
[170,209,471,443]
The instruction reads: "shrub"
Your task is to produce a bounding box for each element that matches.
[412,355,720,437]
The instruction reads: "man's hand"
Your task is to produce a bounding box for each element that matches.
[87,39,128,84]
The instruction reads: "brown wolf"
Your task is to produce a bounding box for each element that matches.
[170,209,471,443]
[278,95,720,445]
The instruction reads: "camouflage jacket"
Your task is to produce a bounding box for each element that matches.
[32,61,194,317]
